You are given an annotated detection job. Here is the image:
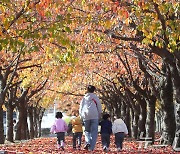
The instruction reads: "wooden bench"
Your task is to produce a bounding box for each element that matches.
[152,132,168,148]
[137,132,152,149]
[172,130,180,152]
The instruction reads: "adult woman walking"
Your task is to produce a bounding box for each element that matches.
[79,85,102,151]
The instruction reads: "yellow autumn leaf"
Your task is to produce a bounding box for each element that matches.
[87,14,92,21]
[168,44,171,48]
[45,46,50,53]
[147,33,152,39]
[171,40,177,46]
[124,18,129,26]
[0,5,5,13]
[104,20,112,28]
[49,38,54,42]
[0,27,2,36]
[18,37,24,42]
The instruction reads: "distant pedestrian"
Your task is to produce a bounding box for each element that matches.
[99,113,112,152]
[79,85,102,151]
[13,119,17,130]
[69,110,83,150]
[50,112,68,150]
[112,116,128,152]
[13,119,17,140]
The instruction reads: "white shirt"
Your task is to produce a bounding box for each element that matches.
[79,93,102,120]
[112,118,128,134]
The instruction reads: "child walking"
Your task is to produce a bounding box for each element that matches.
[50,112,68,150]
[112,116,128,152]
[70,111,83,150]
[99,113,112,152]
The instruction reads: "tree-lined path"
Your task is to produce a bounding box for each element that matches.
[0,136,178,154]
[0,0,179,153]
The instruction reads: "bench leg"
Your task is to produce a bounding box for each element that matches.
[138,142,143,149]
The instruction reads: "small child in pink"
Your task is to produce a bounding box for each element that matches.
[50,112,68,150]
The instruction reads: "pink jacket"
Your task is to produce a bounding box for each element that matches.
[50,118,68,133]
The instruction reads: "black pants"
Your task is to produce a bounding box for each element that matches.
[56,132,65,145]
[115,132,125,149]
[101,133,110,148]
[72,132,83,148]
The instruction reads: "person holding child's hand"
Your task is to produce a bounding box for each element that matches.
[79,85,102,151]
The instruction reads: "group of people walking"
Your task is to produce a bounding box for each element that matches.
[50,85,128,152]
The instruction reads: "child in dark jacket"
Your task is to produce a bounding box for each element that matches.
[99,113,112,152]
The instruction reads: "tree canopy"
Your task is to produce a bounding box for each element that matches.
[0,0,180,148]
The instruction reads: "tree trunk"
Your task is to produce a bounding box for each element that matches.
[146,97,156,142]
[130,107,134,138]
[37,107,45,137]
[26,120,30,140]
[155,111,163,132]
[33,108,38,138]
[173,103,180,151]
[0,69,5,144]
[168,62,180,149]
[174,103,180,150]
[28,106,34,139]
[6,105,14,142]
[138,100,147,136]
[21,104,28,140]
[132,113,139,139]
[160,66,176,144]
[121,102,127,119]
[20,107,26,139]
[126,106,131,137]
[15,103,28,140]
[0,106,5,144]
[38,119,42,137]
[114,100,121,117]
[15,110,22,140]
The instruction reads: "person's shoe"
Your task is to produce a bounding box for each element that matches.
[88,149,94,152]
[77,145,81,150]
[84,143,90,150]
[103,146,107,151]
[103,146,109,152]
[117,147,122,152]
[73,146,76,150]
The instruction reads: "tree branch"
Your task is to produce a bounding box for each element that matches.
[48,89,84,96]
[103,29,144,42]
[153,2,169,46]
